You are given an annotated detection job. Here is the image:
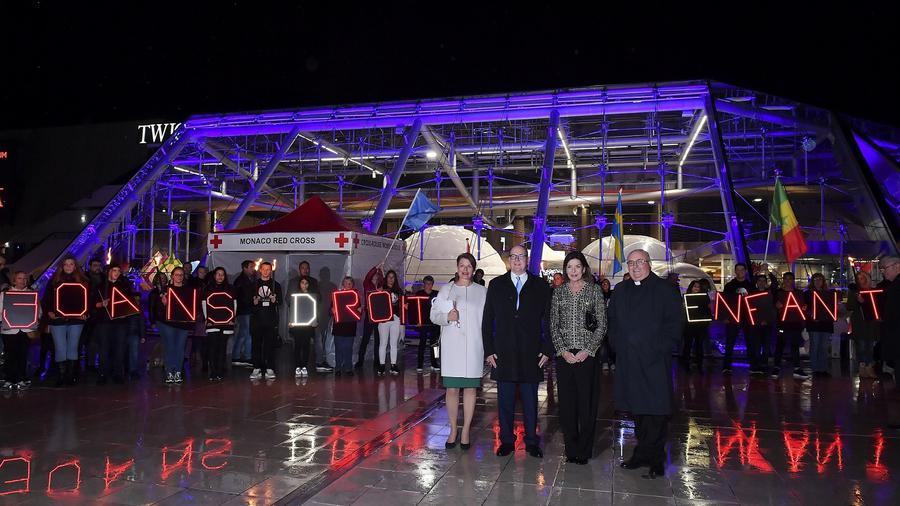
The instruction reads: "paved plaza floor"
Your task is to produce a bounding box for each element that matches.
[1,344,899,505]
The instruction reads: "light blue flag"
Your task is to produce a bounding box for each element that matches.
[402,189,440,230]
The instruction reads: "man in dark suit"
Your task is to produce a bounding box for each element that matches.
[482,244,553,458]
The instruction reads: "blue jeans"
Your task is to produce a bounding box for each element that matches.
[158,322,188,374]
[334,335,354,372]
[128,333,141,375]
[808,331,831,372]
[50,324,84,362]
[232,314,252,360]
[855,336,875,364]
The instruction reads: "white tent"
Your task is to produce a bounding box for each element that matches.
[404,225,506,287]
[583,235,707,289]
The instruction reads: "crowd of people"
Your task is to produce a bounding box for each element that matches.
[3,249,900,475]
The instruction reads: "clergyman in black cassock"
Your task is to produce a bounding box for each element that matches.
[607,249,685,478]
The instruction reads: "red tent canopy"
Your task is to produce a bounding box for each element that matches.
[224,196,365,234]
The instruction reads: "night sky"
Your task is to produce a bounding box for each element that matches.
[4,3,899,129]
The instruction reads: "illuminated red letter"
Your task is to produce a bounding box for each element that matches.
[205,292,235,325]
[780,291,806,322]
[367,291,393,324]
[109,287,140,319]
[859,289,883,321]
[743,293,768,326]
[56,283,88,317]
[815,432,843,473]
[403,296,429,326]
[811,291,838,322]
[714,292,743,323]
[161,439,194,479]
[2,291,39,329]
[715,422,773,472]
[167,288,197,322]
[0,457,30,496]
[783,429,810,473]
[201,439,232,471]
[104,457,134,490]
[47,460,81,494]
[332,290,361,322]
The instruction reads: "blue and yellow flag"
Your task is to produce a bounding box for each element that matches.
[611,188,625,274]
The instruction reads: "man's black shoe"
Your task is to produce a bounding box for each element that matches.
[495,443,514,457]
[525,445,543,459]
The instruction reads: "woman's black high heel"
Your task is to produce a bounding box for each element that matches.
[445,433,459,449]
[460,435,471,451]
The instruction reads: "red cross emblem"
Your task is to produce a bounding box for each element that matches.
[335,233,349,248]
[353,234,359,249]
[210,235,223,249]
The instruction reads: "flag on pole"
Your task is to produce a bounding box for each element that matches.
[611,188,626,274]
[770,179,807,264]
[402,189,440,231]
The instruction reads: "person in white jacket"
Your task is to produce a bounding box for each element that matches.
[430,252,486,451]
[1,271,41,390]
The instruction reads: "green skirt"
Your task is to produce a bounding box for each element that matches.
[442,376,482,388]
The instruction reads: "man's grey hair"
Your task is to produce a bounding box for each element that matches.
[627,249,651,262]
[881,255,900,265]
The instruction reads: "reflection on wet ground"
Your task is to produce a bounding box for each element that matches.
[1,349,899,505]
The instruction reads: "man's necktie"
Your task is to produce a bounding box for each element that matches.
[515,275,522,310]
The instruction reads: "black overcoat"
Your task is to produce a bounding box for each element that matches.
[482,271,553,383]
[608,272,685,415]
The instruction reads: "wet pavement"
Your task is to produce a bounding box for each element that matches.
[2,345,899,505]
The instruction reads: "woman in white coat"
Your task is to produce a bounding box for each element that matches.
[431,252,486,451]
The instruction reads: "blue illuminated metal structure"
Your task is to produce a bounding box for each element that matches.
[36,80,900,289]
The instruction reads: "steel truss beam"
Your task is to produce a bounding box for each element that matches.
[421,126,499,228]
[189,98,705,139]
[829,114,899,252]
[200,140,294,208]
[225,127,302,229]
[529,110,561,274]
[369,119,423,233]
[38,127,194,290]
[704,93,751,265]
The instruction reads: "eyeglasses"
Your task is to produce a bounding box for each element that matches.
[626,259,649,267]
[509,254,527,261]
[880,262,899,271]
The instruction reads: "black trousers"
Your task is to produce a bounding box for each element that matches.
[251,317,277,371]
[97,322,127,379]
[774,328,802,369]
[2,331,30,383]
[681,325,708,367]
[746,325,771,370]
[724,323,752,369]
[632,414,669,466]
[416,325,440,369]
[206,331,228,378]
[498,381,539,446]
[290,326,315,369]
[556,355,599,460]
[358,319,381,367]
